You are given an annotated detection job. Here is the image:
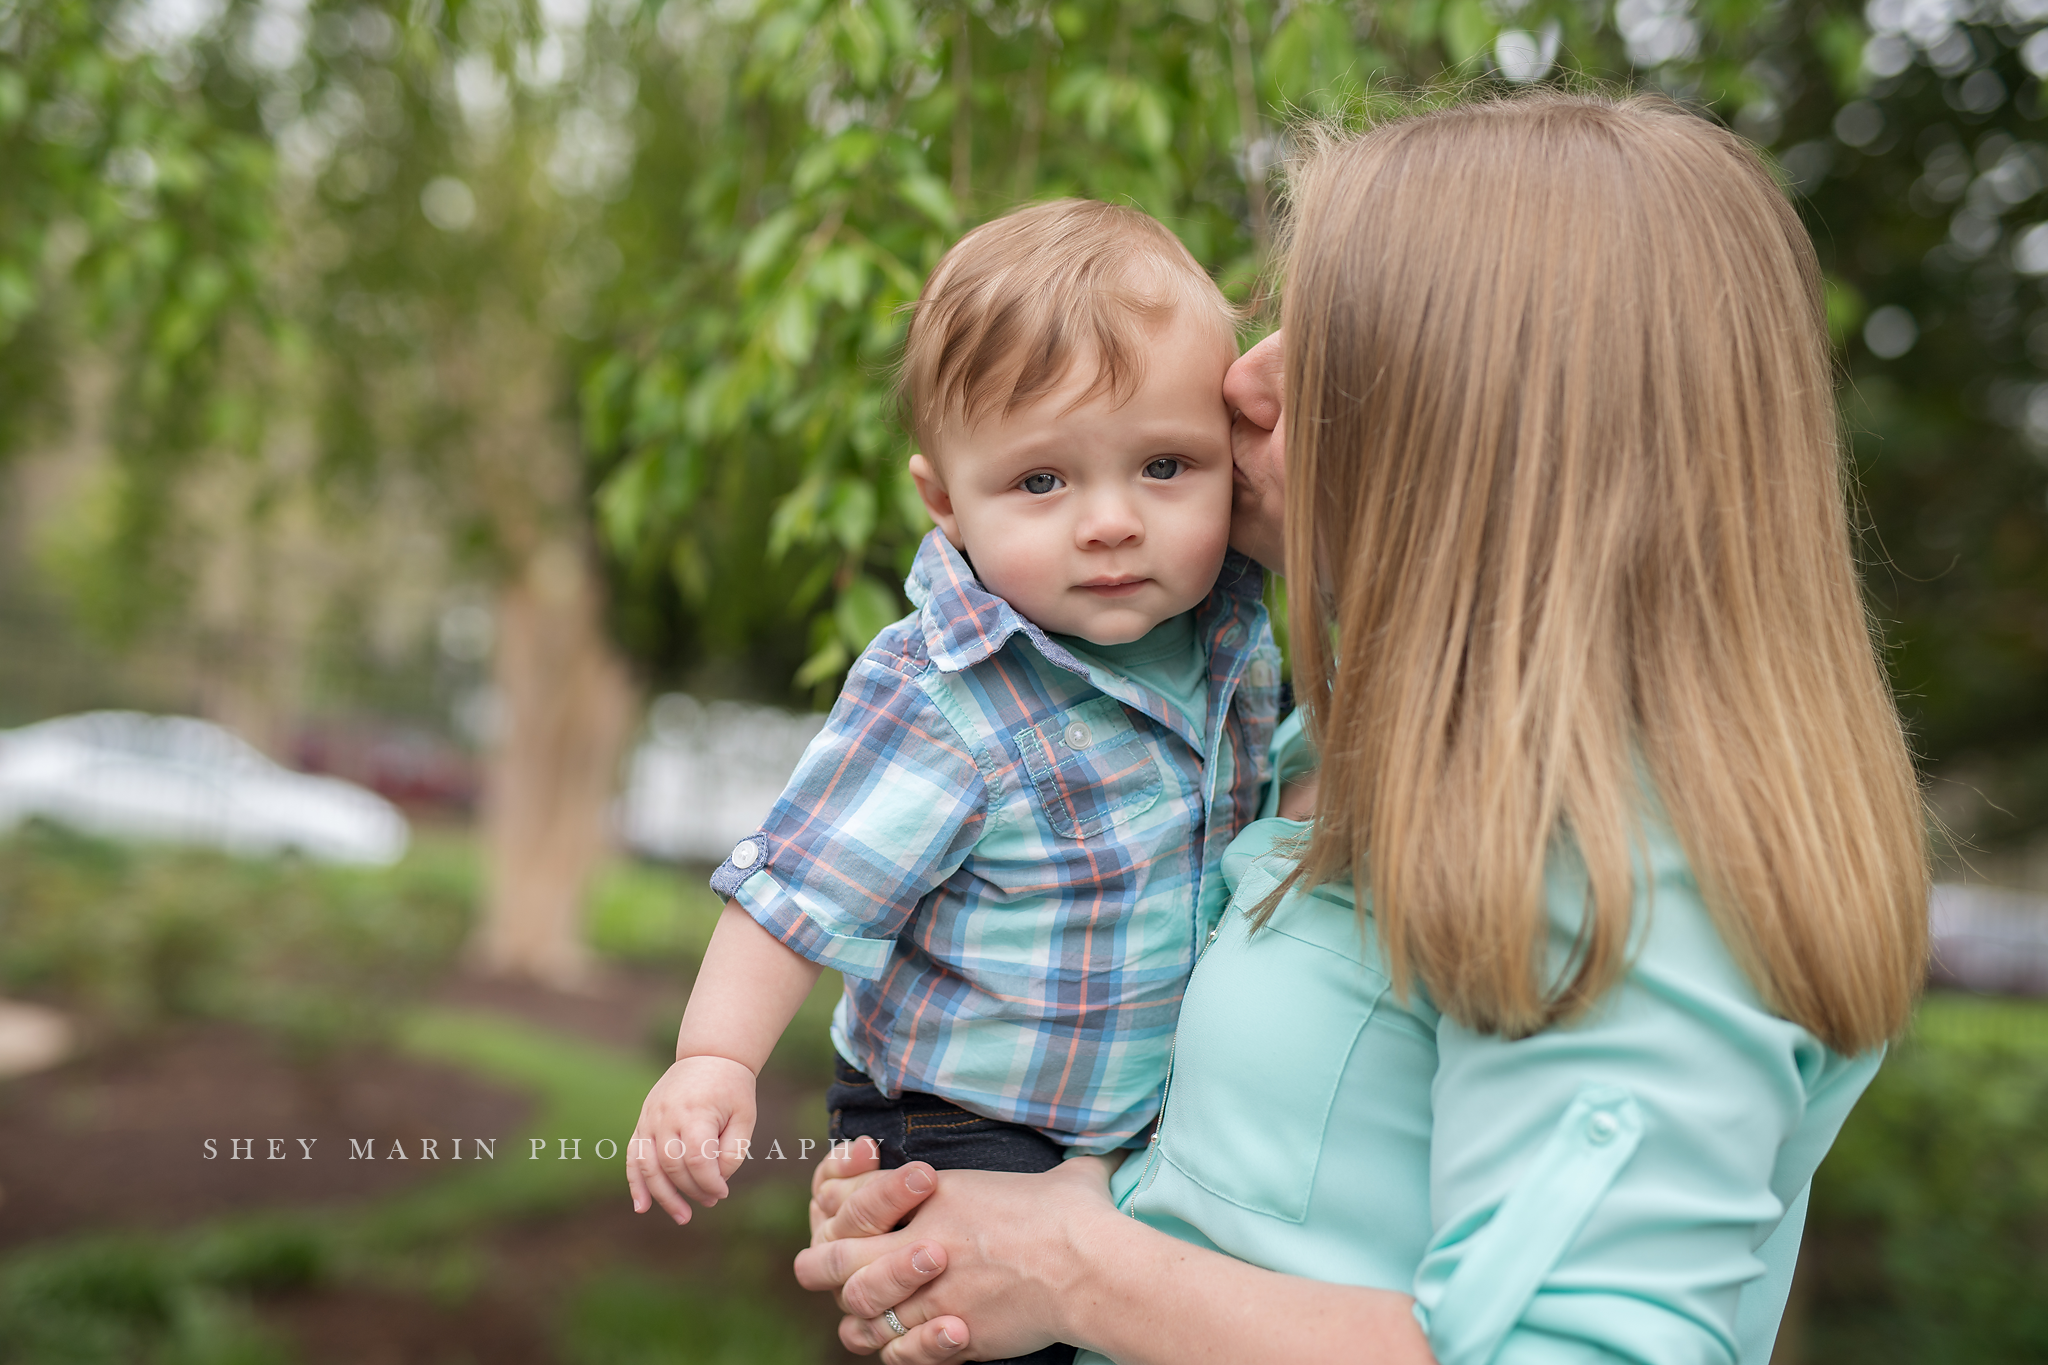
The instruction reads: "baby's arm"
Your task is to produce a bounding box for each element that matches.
[628,902,823,1223]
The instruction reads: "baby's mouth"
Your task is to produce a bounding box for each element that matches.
[1076,577,1150,598]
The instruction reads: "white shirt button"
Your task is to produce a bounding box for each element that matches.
[1587,1111,1619,1145]
[1247,661,1276,687]
[729,840,760,870]
[1063,721,1093,750]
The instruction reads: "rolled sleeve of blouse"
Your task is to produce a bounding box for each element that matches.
[1410,831,1884,1365]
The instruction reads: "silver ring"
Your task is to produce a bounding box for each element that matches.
[882,1308,909,1337]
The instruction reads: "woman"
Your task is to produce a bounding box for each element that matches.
[796,90,1928,1365]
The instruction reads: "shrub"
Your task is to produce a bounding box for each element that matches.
[0,823,473,1046]
[1803,993,2048,1364]
[0,1234,296,1365]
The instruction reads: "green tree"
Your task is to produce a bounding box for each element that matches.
[1769,4,2048,844]
[15,0,2048,987]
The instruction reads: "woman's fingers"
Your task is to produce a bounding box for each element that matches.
[794,1224,918,1295]
[819,1161,939,1241]
[811,1135,885,1220]
[880,1315,971,1364]
[839,1240,947,1318]
[836,1301,969,1362]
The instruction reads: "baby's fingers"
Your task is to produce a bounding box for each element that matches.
[715,1108,757,1185]
[632,1134,697,1224]
[676,1114,732,1203]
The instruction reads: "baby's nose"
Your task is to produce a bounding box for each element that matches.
[1075,494,1144,549]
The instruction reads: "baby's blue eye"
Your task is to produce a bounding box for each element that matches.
[1144,458,1182,480]
[1021,472,1062,495]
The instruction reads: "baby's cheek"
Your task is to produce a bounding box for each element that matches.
[973,536,1063,617]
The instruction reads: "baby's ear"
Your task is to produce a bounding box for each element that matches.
[908,453,964,548]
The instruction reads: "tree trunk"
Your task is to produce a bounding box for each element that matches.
[446,296,640,989]
[473,538,636,987]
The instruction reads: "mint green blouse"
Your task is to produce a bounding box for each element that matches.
[1079,718,1884,1365]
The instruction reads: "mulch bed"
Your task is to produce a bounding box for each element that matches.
[0,1018,533,1248]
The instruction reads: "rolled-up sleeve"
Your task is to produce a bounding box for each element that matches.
[1411,837,1874,1365]
[710,653,988,980]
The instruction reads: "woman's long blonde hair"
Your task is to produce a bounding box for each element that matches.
[1277,91,1927,1053]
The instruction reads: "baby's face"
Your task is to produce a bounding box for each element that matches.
[912,307,1236,645]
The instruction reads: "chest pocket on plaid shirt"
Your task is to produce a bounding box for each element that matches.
[1016,696,1165,840]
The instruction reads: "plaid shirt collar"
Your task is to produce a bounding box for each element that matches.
[902,529,1268,748]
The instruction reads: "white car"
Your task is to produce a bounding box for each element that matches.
[617,693,827,864]
[0,711,410,866]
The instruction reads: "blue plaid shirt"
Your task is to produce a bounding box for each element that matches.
[711,530,1280,1151]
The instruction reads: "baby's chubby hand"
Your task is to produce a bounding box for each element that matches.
[627,1054,758,1223]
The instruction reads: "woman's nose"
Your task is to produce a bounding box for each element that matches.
[1223,329,1284,431]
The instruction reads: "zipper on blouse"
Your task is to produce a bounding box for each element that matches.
[1122,921,1222,1217]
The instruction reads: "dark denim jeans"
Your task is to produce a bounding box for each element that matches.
[827,1057,1079,1365]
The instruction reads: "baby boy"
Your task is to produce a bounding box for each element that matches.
[627,200,1281,1237]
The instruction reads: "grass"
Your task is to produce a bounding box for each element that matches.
[557,1269,819,1365]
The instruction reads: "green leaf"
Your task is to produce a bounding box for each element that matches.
[793,637,851,689]
[833,573,903,653]
[1439,0,1496,66]
[768,289,820,365]
[823,477,877,552]
[595,449,659,555]
[0,266,37,330]
[1131,87,1173,160]
[670,534,710,605]
[1812,16,1871,100]
[738,208,804,284]
[897,172,958,231]
[792,141,843,197]
[837,4,886,88]
[1824,276,1865,347]
[809,245,870,310]
[1266,4,1363,113]
[0,69,26,129]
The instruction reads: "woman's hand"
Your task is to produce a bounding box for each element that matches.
[797,1150,1122,1362]
[1225,330,1287,574]
[802,1142,967,1359]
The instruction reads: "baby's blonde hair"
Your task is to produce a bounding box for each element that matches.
[900,199,1236,452]
[1275,91,1928,1053]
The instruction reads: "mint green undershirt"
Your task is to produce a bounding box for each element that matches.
[1054,610,1210,734]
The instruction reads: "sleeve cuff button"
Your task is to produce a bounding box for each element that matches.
[1587,1111,1620,1144]
[729,840,760,870]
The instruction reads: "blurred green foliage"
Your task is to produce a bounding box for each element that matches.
[586,856,729,963]
[7,0,2048,828]
[0,823,473,1045]
[0,1233,297,1365]
[0,0,274,633]
[581,0,1833,696]
[1806,993,2048,1363]
[558,1268,820,1365]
